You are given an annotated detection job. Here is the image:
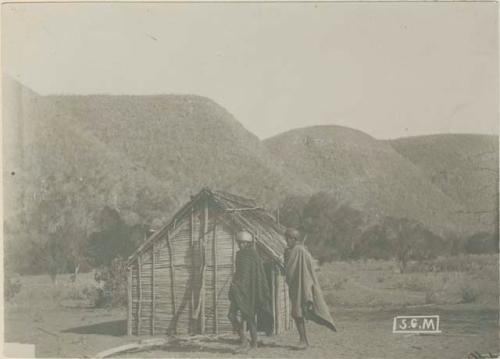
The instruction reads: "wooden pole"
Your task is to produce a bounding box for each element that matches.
[190,207,195,333]
[201,200,208,334]
[274,272,279,334]
[232,232,236,274]
[271,266,278,334]
[276,273,286,333]
[166,232,176,317]
[94,338,168,359]
[290,290,293,329]
[151,245,155,336]
[127,267,132,336]
[213,218,218,334]
[283,278,288,330]
[137,256,142,335]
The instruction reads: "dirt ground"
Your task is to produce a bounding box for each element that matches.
[5,303,498,358]
[5,257,499,359]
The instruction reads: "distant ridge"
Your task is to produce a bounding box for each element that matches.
[3,75,497,240]
[389,134,498,231]
[264,126,497,235]
[3,76,311,233]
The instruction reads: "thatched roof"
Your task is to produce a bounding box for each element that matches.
[128,188,287,267]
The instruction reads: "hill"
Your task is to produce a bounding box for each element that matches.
[389,134,498,232]
[264,126,478,235]
[4,76,496,260]
[3,76,310,240]
[45,93,309,206]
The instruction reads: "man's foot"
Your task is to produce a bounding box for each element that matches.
[233,341,251,354]
[296,341,309,350]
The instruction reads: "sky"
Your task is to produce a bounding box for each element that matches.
[2,2,498,139]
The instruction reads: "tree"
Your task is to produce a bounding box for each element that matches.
[6,172,95,280]
[383,217,444,273]
[356,223,393,260]
[87,206,145,268]
[277,195,309,230]
[278,192,366,263]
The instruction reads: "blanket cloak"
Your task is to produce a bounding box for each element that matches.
[285,244,336,332]
[228,246,273,333]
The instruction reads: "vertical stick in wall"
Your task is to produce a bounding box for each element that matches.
[137,256,142,335]
[271,267,276,335]
[213,218,218,334]
[190,207,195,333]
[232,232,236,274]
[167,232,176,316]
[283,278,288,330]
[201,199,208,334]
[274,272,279,334]
[151,245,155,336]
[127,267,132,336]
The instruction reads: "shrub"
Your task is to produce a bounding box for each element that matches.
[460,286,478,303]
[463,232,498,254]
[66,284,101,304]
[94,256,128,308]
[4,277,22,301]
[401,275,428,292]
[333,279,346,290]
[424,291,437,304]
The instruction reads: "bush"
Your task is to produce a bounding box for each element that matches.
[87,207,145,268]
[424,291,437,304]
[333,278,347,290]
[407,254,496,273]
[400,275,428,292]
[66,284,101,304]
[463,232,498,254]
[4,276,22,301]
[94,256,128,308]
[460,286,478,303]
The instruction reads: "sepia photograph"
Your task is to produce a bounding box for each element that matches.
[2,2,499,358]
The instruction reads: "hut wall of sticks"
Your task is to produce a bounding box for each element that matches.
[127,188,294,336]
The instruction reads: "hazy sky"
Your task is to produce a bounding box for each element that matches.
[3,2,498,139]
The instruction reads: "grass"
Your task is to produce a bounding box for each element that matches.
[7,272,101,310]
[9,254,498,311]
[4,255,499,358]
[319,254,499,309]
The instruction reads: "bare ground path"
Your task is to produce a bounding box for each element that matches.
[5,304,498,358]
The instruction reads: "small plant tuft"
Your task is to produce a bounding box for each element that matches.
[460,286,478,304]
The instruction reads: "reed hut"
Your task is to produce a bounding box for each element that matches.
[127,188,293,336]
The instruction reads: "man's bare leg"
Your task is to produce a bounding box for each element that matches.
[238,322,249,347]
[229,309,248,347]
[294,318,309,349]
[247,320,258,348]
[233,321,253,353]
